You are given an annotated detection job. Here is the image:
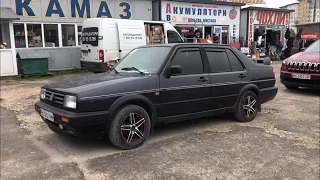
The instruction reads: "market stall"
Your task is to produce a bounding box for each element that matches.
[240,7,294,58]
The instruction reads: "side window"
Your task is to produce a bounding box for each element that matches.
[226,49,245,71]
[167,30,183,43]
[171,49,203,75]
[206,50,231,73]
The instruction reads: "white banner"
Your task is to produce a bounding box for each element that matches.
[161,1,241,43]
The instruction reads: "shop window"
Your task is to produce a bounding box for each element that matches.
[27,24,42,48]
[62,24,75,46]
[0,23,11,49]
[78,26,82,45]
[13,24,26,48]
[44,24,59,47]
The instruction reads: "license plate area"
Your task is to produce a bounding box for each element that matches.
[81,50,88,56]
[292,74,311,80]
[40,109,54,122]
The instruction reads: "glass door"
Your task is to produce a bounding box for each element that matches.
[0,21,18,76]
[212,26,229,44]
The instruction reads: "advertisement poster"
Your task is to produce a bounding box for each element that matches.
[161,0,241,42]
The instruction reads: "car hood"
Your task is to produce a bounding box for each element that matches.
[285,52,320,63]
[43,73,147,94]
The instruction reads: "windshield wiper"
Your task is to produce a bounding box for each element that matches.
[111,67,119,74]
[121,67,145,75]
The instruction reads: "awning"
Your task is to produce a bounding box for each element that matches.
[0,7,20,20]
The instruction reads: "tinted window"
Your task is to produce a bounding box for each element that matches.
[168,30,183,43]
[206,50,231,73]
[82,27,98,46]
[226,49,244,71]
[171,49,203,75]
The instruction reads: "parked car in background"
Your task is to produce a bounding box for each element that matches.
[280,40,320,89]
[35,44,278,150]
[80,18,184,73]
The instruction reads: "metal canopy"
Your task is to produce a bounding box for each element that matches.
[0,7,20,20]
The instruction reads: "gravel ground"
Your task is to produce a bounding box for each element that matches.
[1,62,319,180]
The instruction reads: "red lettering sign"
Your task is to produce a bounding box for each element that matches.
[301,33,318,40]
[166,3,171,14]
[249,10,254,53]
[255,11,288,25]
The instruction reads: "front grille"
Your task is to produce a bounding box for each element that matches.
[45,90,65,105]
[287,62,320,73]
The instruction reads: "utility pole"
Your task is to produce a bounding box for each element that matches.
[313,0,317,22]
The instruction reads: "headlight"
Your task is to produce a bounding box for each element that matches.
[281,61,287,71]
[64,95,77,109]
[40,89,46,99]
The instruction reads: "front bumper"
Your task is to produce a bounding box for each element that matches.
[81,60,108,73]
[35,101,109,138]
[280,71,320,89]
[259,87,278,104]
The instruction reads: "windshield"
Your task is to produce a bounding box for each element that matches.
[305,40,320,53]
[114,47,171,74]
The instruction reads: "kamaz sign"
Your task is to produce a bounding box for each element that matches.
[15,0,131,19]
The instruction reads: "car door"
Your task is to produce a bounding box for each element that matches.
[205,48,249,109]
[158,47,211,119]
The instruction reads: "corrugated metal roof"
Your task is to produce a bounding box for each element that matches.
[0,7,20,20]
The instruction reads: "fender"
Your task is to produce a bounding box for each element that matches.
[234,84,261,112]
[107,94,157,130]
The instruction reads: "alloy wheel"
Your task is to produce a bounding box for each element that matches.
[243,96,257,118]
[121,113,146,143]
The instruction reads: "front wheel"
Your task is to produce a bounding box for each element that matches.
[108,105,151,150]
[234,91,258,122]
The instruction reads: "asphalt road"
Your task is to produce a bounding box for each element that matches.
[1,62,319,180]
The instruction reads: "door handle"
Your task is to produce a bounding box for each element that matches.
[238,74,246,78]
[198,77,208,82]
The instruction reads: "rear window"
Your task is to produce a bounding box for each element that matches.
[82,27,98,46]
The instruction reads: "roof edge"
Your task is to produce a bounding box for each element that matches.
[241,6,295,12]
[163,0,245,6]
[279,2,299,8]
[295,22,320,26]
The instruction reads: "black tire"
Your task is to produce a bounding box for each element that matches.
[108,105,151,150]
[285,85,299,90]
[234,91,258,122]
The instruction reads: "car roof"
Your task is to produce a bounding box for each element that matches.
[139,43,231,49]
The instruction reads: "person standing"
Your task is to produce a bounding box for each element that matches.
[285,28,294,57]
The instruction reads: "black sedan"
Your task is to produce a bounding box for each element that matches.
[35,43,277,149]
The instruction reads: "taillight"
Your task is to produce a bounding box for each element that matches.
[99,50,104,61]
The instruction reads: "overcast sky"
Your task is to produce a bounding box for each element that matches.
[245,0,299,8]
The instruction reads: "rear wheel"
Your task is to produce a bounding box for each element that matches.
[234,91,258,122]
[108,105,151,150]
[285,85,299,90]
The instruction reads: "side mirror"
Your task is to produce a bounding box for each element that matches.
[263,57,271,65]
[301,48,306,52]
[169,65,182,75]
